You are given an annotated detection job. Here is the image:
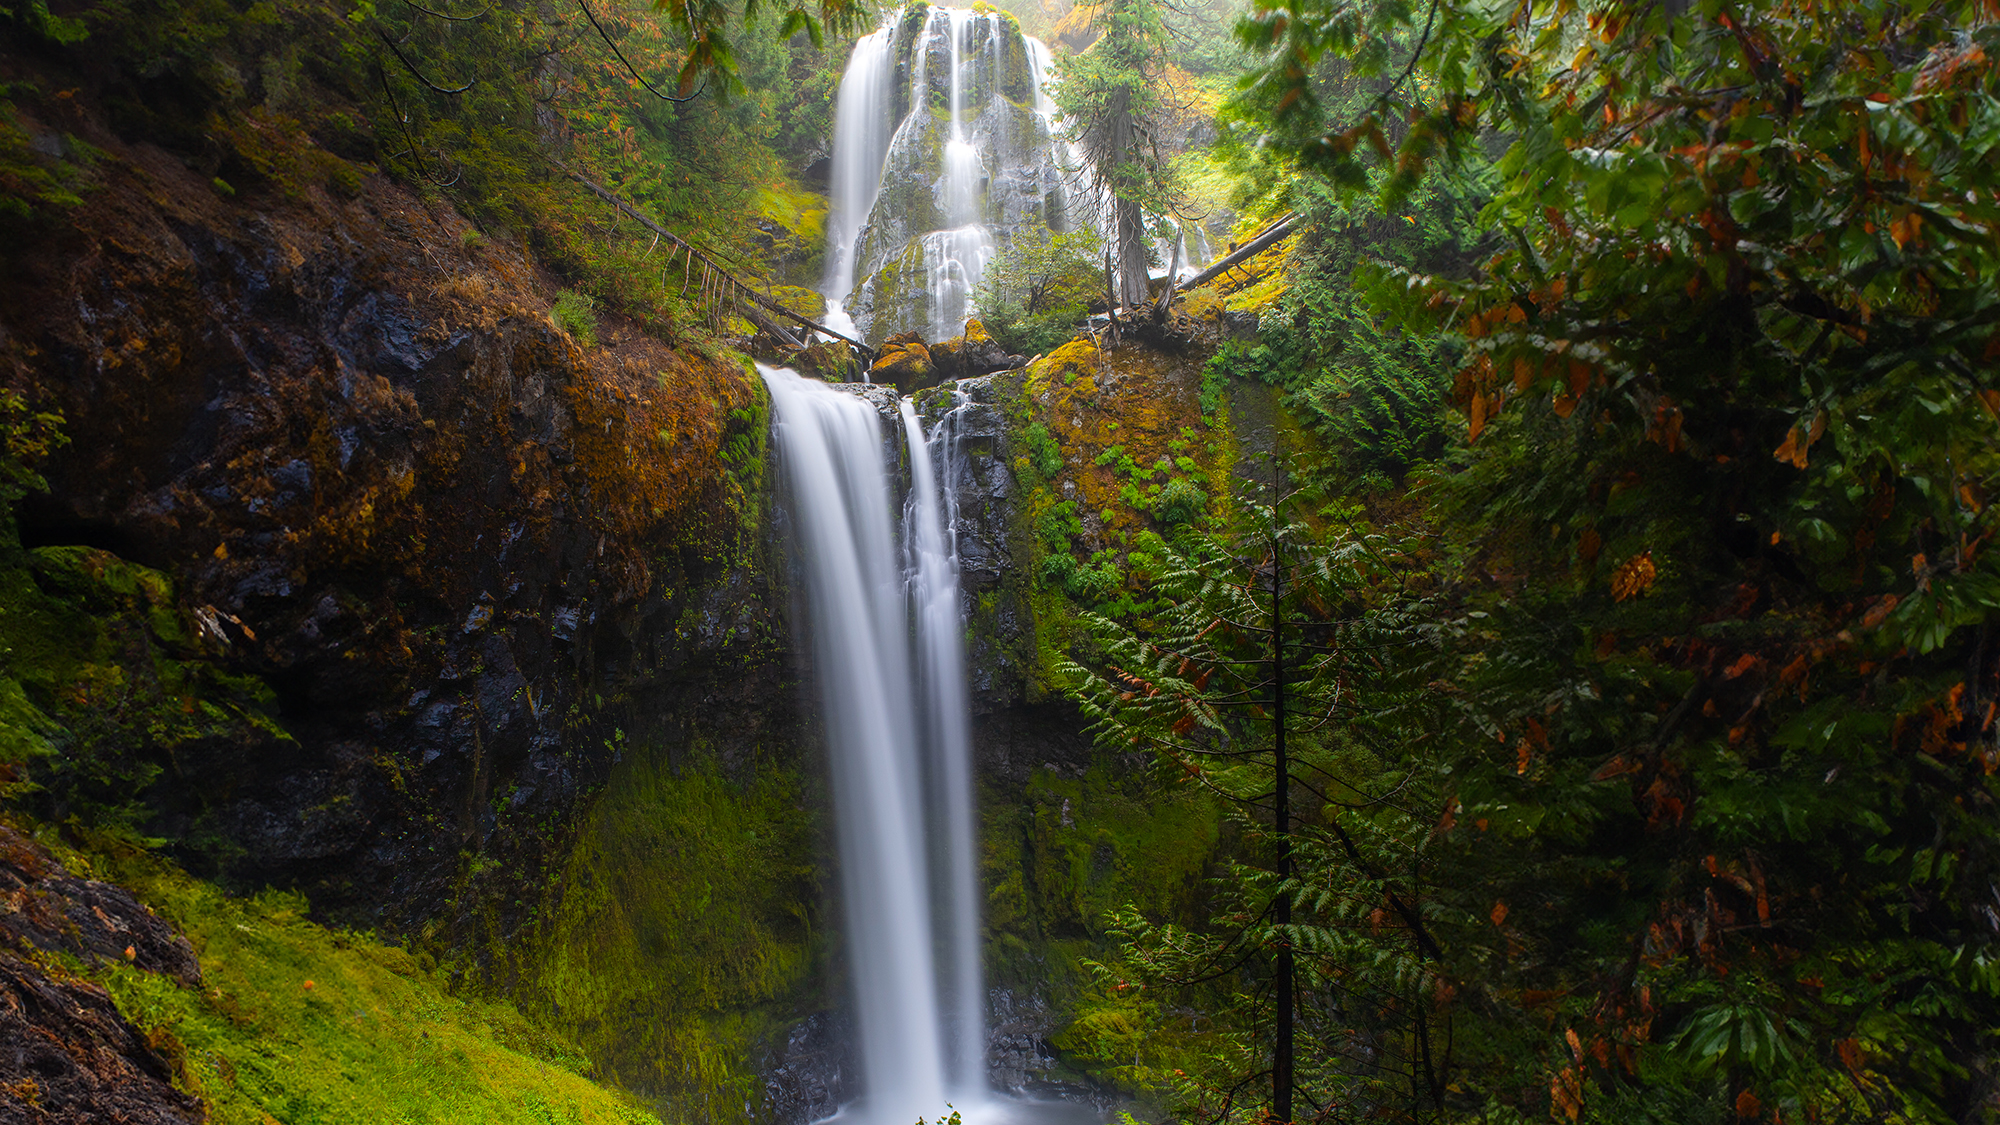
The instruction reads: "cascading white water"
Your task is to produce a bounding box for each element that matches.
[765,365,947,1125]
[821,26,897,342]
[902,394,984,1096]
[926,8,995,343]
[820,8,1075,344]
[764,364,985,1122]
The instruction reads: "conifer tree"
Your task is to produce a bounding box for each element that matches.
[1048,0,1183,307]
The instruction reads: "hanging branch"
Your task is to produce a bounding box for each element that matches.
[403,0,491,21]
[1378,0,1441,115]
[373,62,463,187]
[373,27,476,94]
[576,0,708,103]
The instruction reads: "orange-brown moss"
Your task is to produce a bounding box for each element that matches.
[1023,338,1212,540]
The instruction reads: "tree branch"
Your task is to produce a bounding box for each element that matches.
[576,0,708,103]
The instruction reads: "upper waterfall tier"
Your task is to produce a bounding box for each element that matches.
[822,5,1079,345]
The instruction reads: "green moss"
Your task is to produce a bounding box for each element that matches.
[553,289,600,347]
[495,741,823,1122]
[0,543,294,834]
[28,824,662,1125]
[982,758,1223,1023]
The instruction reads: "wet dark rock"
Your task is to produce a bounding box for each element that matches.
[1222,309,1259,340]
[761,1010,858,1125]
[0,953,205,1125]
[987,988,1123,1112]
[0,821,201,986]
[0,824,206,1125]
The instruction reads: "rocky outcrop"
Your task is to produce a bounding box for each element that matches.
[869,321,1024,393]
[0,823,200,986]
[0,80,795,950]
[0,820,206,1125]
[840,7,1079,343]
[869,331,936,389]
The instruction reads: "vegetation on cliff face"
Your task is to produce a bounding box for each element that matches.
[0,0,830,1115]
[493,745,824,1125]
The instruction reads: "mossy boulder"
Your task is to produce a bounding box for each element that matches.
[923,318,1024,386]
[868,332,936,392]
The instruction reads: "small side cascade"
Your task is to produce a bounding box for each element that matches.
[901,392,985,1096]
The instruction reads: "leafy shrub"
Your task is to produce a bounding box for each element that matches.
[978,224,1104,354]
[1153,477,1206,524]
[1019,421,1063,481]
[551,289,599,347]
[982,308,1085,357]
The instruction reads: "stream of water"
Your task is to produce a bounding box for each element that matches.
[762,367,978,1125]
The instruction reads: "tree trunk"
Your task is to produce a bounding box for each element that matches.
[1272,462,1294,1125]
[1100,87,1150,308]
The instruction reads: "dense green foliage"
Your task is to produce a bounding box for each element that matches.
[1204,174,1481,487]
[0,0,845,334]
[1048,0,1188,304]
[979,225,1105,355]
[1061,498,1450,1123]
[1061,1,2000,1123]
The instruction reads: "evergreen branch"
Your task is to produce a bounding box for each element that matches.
[374,27,476,93]
[402,0,491,21]
[576,0,708,103]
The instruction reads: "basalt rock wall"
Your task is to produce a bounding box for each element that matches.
[0,97,803,949]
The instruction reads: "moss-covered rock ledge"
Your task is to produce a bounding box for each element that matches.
[2,813,663,1124]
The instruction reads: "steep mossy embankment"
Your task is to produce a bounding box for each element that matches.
[492,743,834,1124]
[3,812,665,1123]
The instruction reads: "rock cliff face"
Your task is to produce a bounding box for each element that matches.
[0,101,797,945]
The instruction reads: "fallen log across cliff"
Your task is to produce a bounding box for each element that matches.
[546,158,873,361]
[1169,211,1299,297]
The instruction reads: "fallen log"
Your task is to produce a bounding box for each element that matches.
[546,158,873,361]
[1171,211,1299,297]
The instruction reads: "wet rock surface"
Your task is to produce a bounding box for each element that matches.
[0,954,205,1125]
[761,1009,858,1125]
[0,105,793,944]
[914,372,1034,714]
[0,821,205,1125]
[0,822,200,985]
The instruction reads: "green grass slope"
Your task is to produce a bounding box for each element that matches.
[43,827,661,1125]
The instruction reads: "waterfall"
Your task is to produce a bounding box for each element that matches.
[819,8,1075,345]
[763,364,984,1122]
[821,25,896,342]
[902,394,985,1095]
